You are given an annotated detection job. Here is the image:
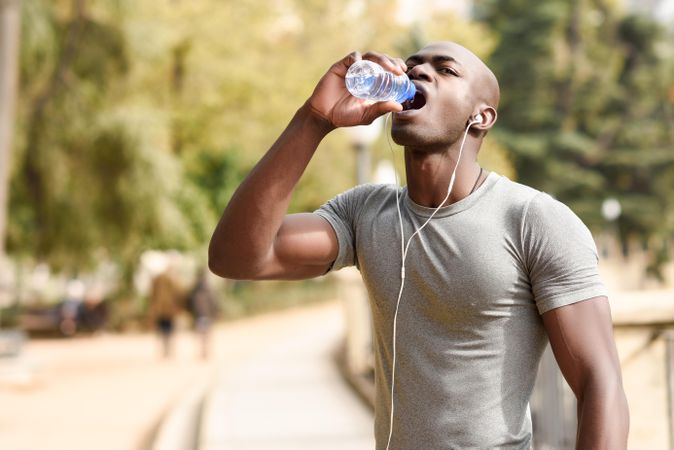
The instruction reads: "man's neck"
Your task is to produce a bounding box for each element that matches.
[403,143,482,208]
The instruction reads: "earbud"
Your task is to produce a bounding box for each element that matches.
[473,113,484,124]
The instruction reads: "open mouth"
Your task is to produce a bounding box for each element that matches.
[402,91,426,111]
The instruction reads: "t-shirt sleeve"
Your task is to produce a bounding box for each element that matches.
[521,192,608,315]
[314,184,375,272]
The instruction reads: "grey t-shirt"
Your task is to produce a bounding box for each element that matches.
[315,171,607,449]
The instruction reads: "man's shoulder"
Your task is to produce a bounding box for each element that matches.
[492,175,582,224]
[328,183,397,206]
[493,174,541,201]
[490,174,545,214]
[314,183,397,221]
[343,182,397,197]
[494,177,594,247]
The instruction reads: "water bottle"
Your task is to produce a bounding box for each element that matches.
[345,60,416,104]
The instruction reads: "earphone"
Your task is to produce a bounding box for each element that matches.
[383,113,483,450]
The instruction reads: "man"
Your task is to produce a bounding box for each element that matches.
[208,42,629,449]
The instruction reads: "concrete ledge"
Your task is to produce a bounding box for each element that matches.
[610,289,674,327]
[151,377,211,450]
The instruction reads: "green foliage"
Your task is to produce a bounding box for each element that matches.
[10,0,509,281]
[24,0,674,289]
[9,0,211,274]
[479,0,674,275]
[184,147,249,215]
[220,277,338,319]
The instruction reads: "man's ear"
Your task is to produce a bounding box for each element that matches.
[473,106,497,131]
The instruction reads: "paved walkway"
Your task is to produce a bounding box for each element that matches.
[200,301,374,450]
[0,300,374,450]
[0,329,213,450]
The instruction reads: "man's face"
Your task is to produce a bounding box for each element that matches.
[391,42,478,148]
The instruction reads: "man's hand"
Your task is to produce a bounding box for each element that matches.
[306,51,406,128]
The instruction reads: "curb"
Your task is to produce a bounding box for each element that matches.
[151,377,211,450]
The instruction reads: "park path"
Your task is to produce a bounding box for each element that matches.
[0,300,374,450]
[199,300,374,450]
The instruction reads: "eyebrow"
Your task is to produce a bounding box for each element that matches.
[405,54,462,66]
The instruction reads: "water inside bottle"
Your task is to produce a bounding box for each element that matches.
[345,74,378,98]
[346,72,399,102]
[345,60,415,103]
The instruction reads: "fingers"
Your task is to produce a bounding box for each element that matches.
[332,51,361,75]
[337,50,407,75]
[362,51,407,75]
[374,100,403,115]
[347,51,362,65]
[361,101,403,124]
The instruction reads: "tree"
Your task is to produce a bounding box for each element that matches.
[9,0,212,277]
[0,0,21,258]
[477,0,674,277]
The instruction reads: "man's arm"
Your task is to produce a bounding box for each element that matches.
[208,52,405,280]
[542,296,629,449]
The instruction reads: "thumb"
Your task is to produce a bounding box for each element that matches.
[363,101,403,123]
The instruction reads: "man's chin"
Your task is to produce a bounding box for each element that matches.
[391,123,426,147]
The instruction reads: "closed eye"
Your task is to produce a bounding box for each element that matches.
[438,66,459,76]
[405,65,460,76]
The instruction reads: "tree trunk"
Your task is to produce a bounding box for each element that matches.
[0,0,21,257]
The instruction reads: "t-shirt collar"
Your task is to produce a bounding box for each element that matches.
[403,171,500,218]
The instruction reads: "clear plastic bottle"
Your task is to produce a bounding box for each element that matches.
[345,60,416,103]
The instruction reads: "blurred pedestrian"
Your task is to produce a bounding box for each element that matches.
[81,284,108,334]
[148,269,183,358]
[59,279,85,336]
[187,269,218,359]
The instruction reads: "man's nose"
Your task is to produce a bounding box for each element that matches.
[408,64,432,82]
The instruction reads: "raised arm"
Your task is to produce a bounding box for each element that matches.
[542,296,629,449]
[208,52,405,280]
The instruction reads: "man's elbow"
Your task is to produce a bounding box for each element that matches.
[207,240,266,280]
[208,253,231,279]
[208,240,237,279]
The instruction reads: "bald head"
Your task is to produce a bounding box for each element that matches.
[420,41,500,110]
[393,41,500,146]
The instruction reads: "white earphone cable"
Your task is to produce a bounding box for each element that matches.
[383,115,480,450]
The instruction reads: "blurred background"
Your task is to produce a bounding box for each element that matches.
[0,0,673,449]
